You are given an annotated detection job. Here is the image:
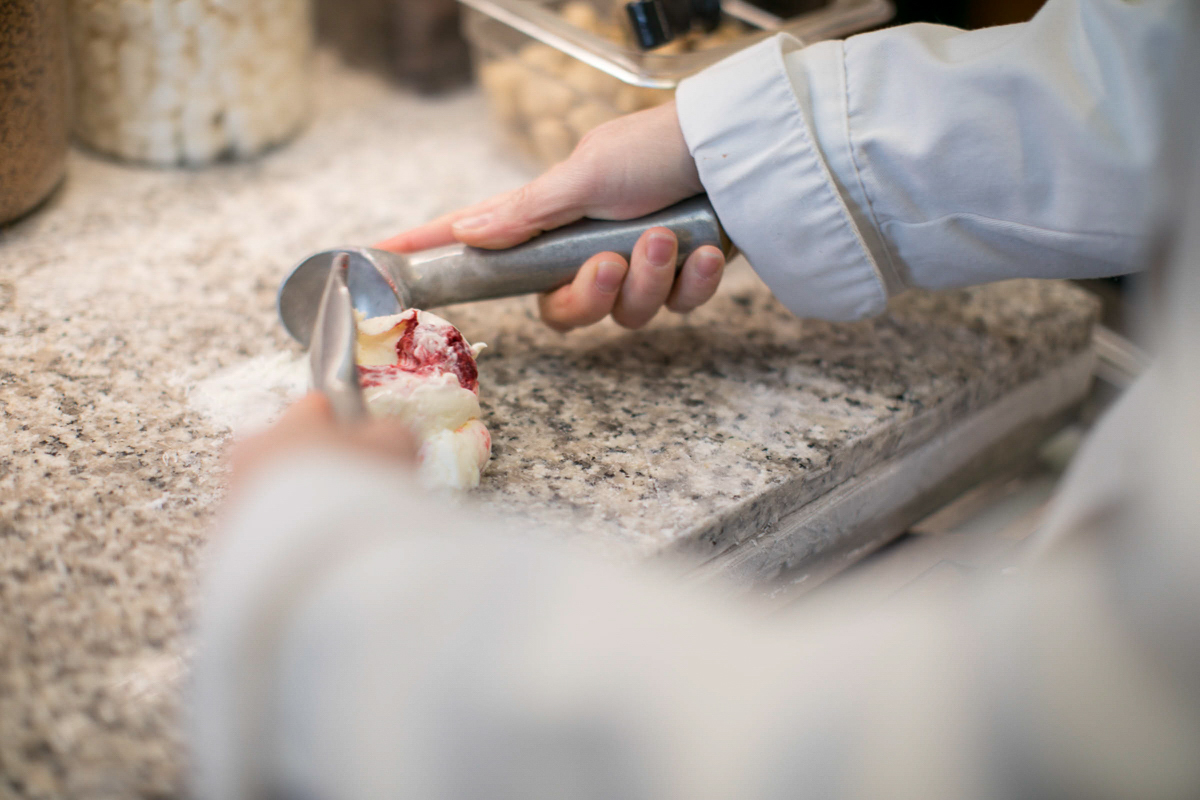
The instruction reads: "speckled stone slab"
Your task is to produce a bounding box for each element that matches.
[0,54,1097,798]
[459,271,1096,563]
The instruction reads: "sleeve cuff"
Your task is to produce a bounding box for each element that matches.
[676,34,890,321]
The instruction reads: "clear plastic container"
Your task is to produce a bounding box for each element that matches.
[462,0,892,165]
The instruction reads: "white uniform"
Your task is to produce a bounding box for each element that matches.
[192,2,1200,798]
[677,0,1183,321]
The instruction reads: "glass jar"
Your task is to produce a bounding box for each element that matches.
[66,0,314,166]
[0,0,69,224]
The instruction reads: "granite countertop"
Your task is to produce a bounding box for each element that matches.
[0,53,1097,798]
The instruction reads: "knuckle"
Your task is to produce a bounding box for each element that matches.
[517,164,589,228]
[565,139,608,192]
[509,182,539,221]
[573,123,609,160]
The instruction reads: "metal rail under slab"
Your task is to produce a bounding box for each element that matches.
[692,348,1098,594]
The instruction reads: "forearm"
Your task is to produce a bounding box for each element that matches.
[678,0,1188,320]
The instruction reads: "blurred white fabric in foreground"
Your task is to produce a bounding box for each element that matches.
[191,2,1200,797]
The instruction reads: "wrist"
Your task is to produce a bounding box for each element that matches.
[665,100,703,196]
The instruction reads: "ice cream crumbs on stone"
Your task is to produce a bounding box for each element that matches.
[355,309,490,490]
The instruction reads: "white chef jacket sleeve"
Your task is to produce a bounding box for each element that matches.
[676,0,1185,321]
[190,452,432,800]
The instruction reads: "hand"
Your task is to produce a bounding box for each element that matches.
[229,393,418,489]
[376,102,727,332]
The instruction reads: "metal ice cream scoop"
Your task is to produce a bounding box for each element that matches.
[277,194,731,347]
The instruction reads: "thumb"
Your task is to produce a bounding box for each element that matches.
[451,163,592,249]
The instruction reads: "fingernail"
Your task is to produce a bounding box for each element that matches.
[694,250,723,279]
[595,260,625,293]
[453,213,492,232]
[646,232,675,268]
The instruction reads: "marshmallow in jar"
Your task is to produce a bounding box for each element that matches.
[66,0,313,166]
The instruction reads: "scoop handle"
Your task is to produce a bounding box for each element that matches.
[401,194,732,309]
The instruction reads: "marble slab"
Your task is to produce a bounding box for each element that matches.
[0,53,1097,798]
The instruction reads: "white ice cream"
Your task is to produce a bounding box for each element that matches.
[355,309,490,490]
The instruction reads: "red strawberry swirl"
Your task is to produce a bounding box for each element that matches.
[357,312,479,393]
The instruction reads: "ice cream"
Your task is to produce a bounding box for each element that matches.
[355,309,490,490]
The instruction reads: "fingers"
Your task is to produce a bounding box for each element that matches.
[271,393,417,462]
[375,191,516,253]
[611,227,677,329]
[538,252,629,332]
[275,391,334,427]
[666,245,726,313]
[375,164,590,253]
[349,418,420,461]
[450,163,591,249]
[537,232,725,332]
[228,393,420,488]
[228,393,331,477]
